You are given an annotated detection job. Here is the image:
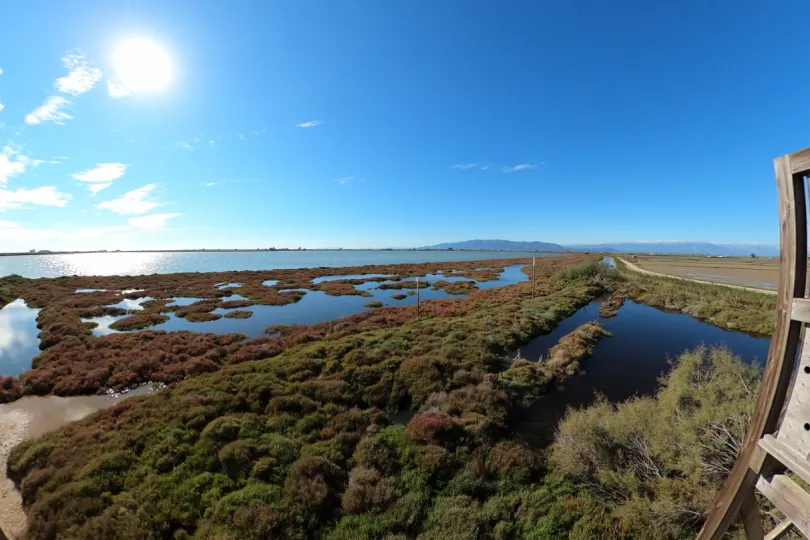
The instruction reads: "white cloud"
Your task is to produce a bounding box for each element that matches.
[296,120,322,128]
[88,182,113,195]
[237,133,245,140]
[0,103,4,111]
[205,182,216,187]
[337,176,353,184]
[97,184,160,215]
[502,163,538,173]
[452,163,490,170]
[177,140,193,151]
[0,146,29,185]
[55,51,102,95]
[25,96,72,125]
[0,68,3,76]
[129,212,181,230]
[209,140,216,148]
[72,163,127,188]
[0,186,71,210]
[0,220,18,228]
[252,128,266,135]
[107,79,131,98]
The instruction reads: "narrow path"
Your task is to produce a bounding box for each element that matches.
[616,257,777,295]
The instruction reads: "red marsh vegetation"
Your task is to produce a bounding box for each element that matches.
[224,310,253,319]
[0,256,586,402]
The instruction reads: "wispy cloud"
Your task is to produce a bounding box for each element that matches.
[452,163,490,171]
[208,140,217,149]
[129,213,181,230]
[237,133,246,140]
[252,128,267,135]
[107,79,131,98]
[97,184,160,215]
[296,120,322,128]
[88,182,112,195]
[0,146,29,185]
[0,68,3,76]
[453,162,544,173]
[337,176,354,185]
[0,220,18,228]
[502,163,539,173]
[177,140,193,151]
[0,103,4,112]
[25,96,72,125]
[55,51,102,95]
[72,163,127,195]
[0,186,71,210]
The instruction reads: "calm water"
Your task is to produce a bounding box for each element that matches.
[0,265,531,372]
[0,250,561,278]
[0,300,41,377]
[83,265,530,338]
[512,298,771,448]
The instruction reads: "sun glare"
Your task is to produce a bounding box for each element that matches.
[113,37,172,92]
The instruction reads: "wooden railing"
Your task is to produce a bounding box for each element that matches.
[697,146,810,539]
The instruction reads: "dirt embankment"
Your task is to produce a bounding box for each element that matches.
[624,255,778,293]
[618,257,777,295]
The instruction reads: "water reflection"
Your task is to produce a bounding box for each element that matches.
[166,297,204,307]
[0,383,163,538]
[313,273,393,284]
[80,264,529,339]
[108,297,154,311]
[0,300,41,377]
[85,315,126,337]
[2,251,562,279]
[512,298,770,448]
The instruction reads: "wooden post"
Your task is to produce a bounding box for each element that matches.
[532,257,536,299]
[416,277,420,319]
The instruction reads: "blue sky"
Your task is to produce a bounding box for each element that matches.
[0,0,808,251]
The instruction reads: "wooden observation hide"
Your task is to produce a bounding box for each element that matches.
[698,147,810,539]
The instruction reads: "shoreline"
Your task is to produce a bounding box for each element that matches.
[0,387,159,539]
[0,248,569,258]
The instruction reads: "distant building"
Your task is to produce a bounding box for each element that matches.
[29,249,36,253]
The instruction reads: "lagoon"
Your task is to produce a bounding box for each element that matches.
[0,250,563,278]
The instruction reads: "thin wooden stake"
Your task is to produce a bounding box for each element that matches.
[416,277,420,319]
[532,257,536,299]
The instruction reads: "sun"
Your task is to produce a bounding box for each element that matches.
[113,37,172,93]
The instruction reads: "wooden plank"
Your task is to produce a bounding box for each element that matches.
[759,435,810,486]
[790,146,810,174]
[765,518,794,540]
[756,474,810,538]
[791,298,810,323]
[740,487,765,539]
[697,156,808,539]
[776,328,810,455]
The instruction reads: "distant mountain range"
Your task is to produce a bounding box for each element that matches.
[421,240,567,252]
[419,239,779,257]
[567,242,779,257]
